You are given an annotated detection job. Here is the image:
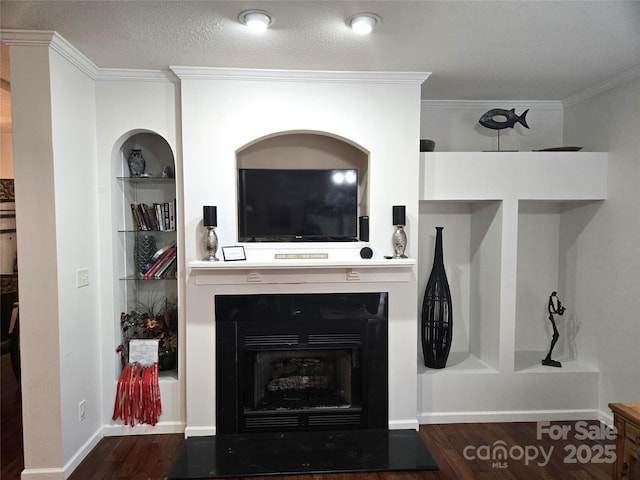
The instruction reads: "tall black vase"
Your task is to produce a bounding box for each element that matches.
[421,226,453,369]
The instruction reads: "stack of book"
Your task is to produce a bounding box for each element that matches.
[141,244,177,279]
[130,200,176,231]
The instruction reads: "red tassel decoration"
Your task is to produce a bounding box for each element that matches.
[112,362,162,426]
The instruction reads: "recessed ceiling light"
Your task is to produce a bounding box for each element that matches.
[239,10,273,31]
[348,13,381,34]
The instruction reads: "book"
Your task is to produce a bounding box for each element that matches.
[154,203,165,231]
[162,256,178,279]
[169,200,175,231]
[131,203,146,231]
[144,246,176,279]
[142,244,175,273]
[153,254,176,279]
[139,203,153,231]
[163,202,170,231]
[130,201,177,231]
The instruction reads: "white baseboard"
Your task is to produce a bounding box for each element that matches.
[103,420,185,436]
[21,429,102,480]
[19,468,65,480]
[184,425,216,437]
[598,410,614,427]
[419,408,602,424]
[389,419,420,430]
[62,427,103,478]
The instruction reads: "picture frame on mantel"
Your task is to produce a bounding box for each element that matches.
[222,246,246,262]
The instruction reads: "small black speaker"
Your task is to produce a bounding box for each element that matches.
[359,216,369,242]
[360,247,373,259]
[392,205,406,226]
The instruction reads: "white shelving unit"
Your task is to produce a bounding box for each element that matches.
[107,131,183,435]
[417,151,607,423]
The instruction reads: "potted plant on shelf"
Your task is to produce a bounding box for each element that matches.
[117,295,178,371]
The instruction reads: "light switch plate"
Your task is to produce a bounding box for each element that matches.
[76,268,89,288]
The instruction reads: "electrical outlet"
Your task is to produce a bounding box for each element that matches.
[78,400,86,422]
[76,268,89,288]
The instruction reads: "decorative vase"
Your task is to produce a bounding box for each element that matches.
[421,226,453,369]
[420,139,436,152]
[127,149,146,177]
[392,225,407,258]
[135,234,156,276]
[203,226,219,261]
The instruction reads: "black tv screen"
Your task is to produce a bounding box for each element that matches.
[238,168,358,242]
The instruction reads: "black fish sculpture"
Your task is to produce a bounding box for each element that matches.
[479,108,530,130]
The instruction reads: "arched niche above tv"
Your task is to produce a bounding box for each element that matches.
[236,131,369,242]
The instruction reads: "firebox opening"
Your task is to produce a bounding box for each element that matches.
[250,349,354,411]
[216,292,388,434]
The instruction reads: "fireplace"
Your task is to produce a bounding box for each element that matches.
[215,293,388,434]
[186,257,418,436]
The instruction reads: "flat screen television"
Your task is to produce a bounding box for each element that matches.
[238,168,358,242]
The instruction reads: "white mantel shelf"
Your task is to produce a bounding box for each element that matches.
[189,258,415,270]
[188,258,416,285]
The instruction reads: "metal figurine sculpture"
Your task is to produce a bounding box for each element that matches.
[478,108,530,151]
[542,291,566,367]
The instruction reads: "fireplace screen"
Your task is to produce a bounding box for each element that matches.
[250,349,355,411]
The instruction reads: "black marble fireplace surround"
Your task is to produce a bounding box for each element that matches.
[215,292,389,434]
[168,292,438,479]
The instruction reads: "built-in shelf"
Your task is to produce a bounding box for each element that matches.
[419,352,497,374]
[417,151,607,423]
[159,370,179,381]
[118,229,176,234]
[420,151,607,201]
[119,276,176,281]
[514,351,600,373]
[418,200,502,371]
[108,132,182,435]
[117,176,175,184]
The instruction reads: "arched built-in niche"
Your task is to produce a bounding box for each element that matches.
[117,131,175,178]
[236,131,370,219]
[111,129,178,379]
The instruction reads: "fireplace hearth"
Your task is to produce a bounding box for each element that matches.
[215,293,388,434]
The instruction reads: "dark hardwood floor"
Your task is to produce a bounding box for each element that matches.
[1,353,23,480]
[2,352,614,479]
[66,420,613,480]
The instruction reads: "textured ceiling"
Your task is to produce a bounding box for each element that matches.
[1,1,640,101]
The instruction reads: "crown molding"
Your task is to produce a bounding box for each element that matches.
[0,29,58,46]
[0,29,99,80]
[1,29,177,83]
[420,99,562,110]
[563,64,640,107]
[94,68,178,83]
[170,66,431,85]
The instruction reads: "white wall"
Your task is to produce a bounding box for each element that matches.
[516,202,561,353]
[563,77,640,412]
[8,38,64,480]
[49,45,102,471]
[6,32,102,478]
[420,100,563,152]
[175,68,426,434]
[175,70,425,262]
